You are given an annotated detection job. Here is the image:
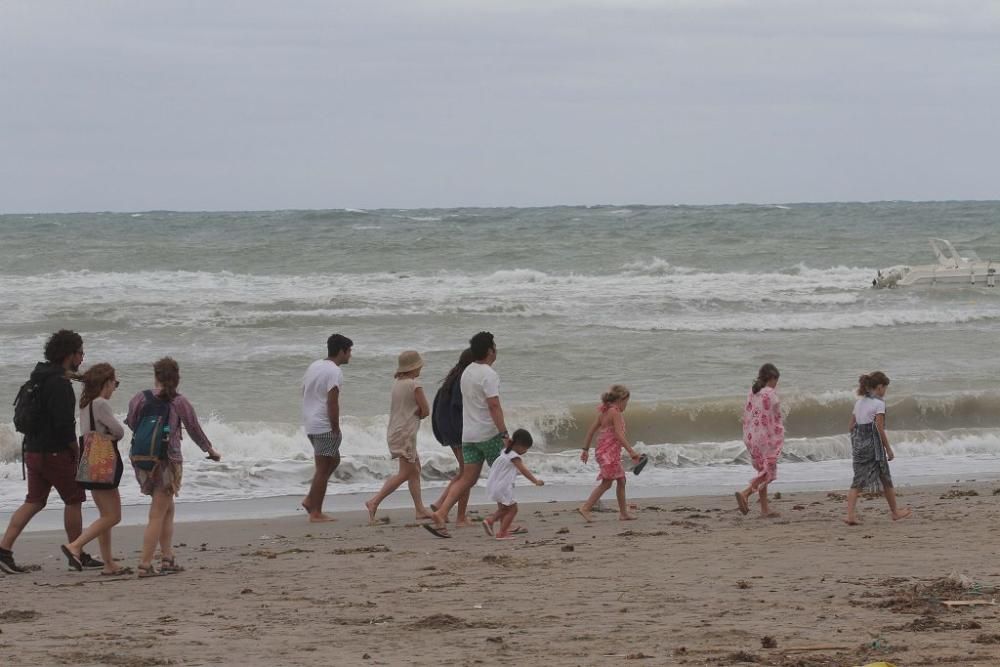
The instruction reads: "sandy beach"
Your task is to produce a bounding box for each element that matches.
[2,482,999,666]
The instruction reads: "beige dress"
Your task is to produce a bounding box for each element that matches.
[387,378,421,463]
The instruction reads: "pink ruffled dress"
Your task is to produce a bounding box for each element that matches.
[742,386,784,486]
[595,404,626,481]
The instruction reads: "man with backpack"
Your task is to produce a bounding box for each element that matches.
[0,329,101,574]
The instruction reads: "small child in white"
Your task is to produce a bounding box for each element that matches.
[484,429,543,540]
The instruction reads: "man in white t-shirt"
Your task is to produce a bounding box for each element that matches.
[426,331,510,538]
[300,333,352,523]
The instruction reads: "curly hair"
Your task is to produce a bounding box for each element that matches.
[44,329,83,364]
[857,371,890,396]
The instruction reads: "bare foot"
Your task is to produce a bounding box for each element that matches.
[365,499,378,525]
[891,507,912,521]
[301,498,311,513]
[842,517,862,526]
[760,511,781,519]
[619,513,637,521]
[309,513,337,523]
[455,518,471,528]
[577,507,594,523]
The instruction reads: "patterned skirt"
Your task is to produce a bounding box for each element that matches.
[134,460,184,497]
[850,423,893,493]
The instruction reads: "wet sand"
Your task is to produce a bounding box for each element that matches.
[3,482,1000,666]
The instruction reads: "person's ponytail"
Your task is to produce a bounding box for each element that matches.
[752,364,780,394]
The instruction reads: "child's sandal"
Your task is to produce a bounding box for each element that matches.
[160,557,185,573]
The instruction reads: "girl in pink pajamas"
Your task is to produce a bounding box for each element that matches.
[735,364,784,518]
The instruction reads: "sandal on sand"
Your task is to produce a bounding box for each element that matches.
[61,545,83,572]
[510,525,528,535]
[495,534,517,541]
[482,518,495,537]
[101,566,134,577]
[137,564,165,578]
[159,557,185,573]
[422,524,451,539]
[735,492,750,515]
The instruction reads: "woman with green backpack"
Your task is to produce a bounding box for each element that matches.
[126,357,221,578]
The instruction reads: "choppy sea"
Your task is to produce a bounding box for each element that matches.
[2,202,999,511]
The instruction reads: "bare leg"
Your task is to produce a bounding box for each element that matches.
[0,502,45,551]
[303,455,340,522]
[843,488,862,525]
[884,486,912,521]
[366,459,410,524]
[430,462,483,528]
[140,491,171,568]
[159,496,176,561]
[64,502,83,543]
[758,484,780,518]
[405,457,432,520]
[66,489,121,571]
[578,479,613,522]
[616,479,635,520]
[496,504,519,538]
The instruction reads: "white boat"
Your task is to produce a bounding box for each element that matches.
[873,238,997,288]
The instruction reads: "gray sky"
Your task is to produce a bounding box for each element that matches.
[1,0,998,212]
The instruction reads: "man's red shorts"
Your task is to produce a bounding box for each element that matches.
[25,450,86,505]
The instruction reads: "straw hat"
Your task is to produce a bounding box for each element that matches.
[395,350,424,374]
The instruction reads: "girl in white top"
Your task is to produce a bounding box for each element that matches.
[366,351,432,525]
[62,363,131,576]
[844,371,912,525]
[484,429,544,540]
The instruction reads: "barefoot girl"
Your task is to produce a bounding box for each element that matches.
[578,385,641,522]
[484,429,543,539]
[735,364,784,518]
[366,351,432,524]
[844,371,912,525]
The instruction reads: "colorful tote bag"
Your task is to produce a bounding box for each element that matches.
[76,403,118,485]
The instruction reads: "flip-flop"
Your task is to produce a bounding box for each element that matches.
[61,545,83,572]
[482,518,495,537]
[632,454,649,475]
[101,566,134,577]
[510,525,528,535]
[495,534,517,541]
[422,524,452,539]
[734,491,750,515]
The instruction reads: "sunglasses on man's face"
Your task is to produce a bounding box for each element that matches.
[113,380,120,388]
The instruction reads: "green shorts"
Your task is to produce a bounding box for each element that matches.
[462,435,504,466]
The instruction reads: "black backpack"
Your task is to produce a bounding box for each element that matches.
[12,378,44,436]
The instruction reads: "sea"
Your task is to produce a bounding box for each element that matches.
[2,201,999,514]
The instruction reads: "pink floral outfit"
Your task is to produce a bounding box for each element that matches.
[742,386,784,486]
[595,404,626,481]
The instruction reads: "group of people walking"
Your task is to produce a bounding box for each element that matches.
[0,330,221,577]
[1,327,912,577]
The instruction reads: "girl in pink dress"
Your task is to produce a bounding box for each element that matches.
[735,364,784,518]
[578,385,641,522]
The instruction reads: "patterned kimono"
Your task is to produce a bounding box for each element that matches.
[742,387,784,486]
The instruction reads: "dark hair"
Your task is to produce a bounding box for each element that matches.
[44,329,83,364]
[469,331,495,362]
[857,371,890,397]
[752,363,780,394]
[79,363,116,409]
[327,333,353,358]
[505,428,534,454]
[440,348,474,396]
[154,357,180,401]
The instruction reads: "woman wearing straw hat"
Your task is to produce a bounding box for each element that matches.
[365,351,433,524]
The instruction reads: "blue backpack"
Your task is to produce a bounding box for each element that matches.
[130,390,172,470]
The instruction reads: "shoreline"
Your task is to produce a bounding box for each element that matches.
[4,480,1000,665]
[4,461,1000,533]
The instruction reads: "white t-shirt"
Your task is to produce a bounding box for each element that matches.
[302,359,344,435]
[460,362,501,443]
[853,396,886,425]
[486,449,521,506]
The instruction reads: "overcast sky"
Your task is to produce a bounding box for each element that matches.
[1,1,998,212]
